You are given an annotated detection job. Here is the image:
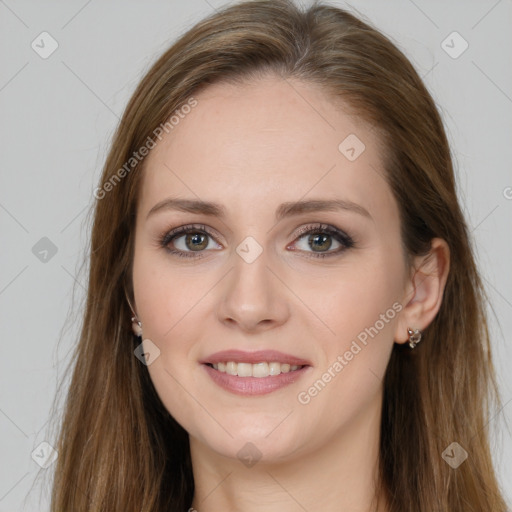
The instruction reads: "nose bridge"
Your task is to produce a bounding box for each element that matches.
[216,235,289,331]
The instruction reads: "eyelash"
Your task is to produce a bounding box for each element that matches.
[158,223,355,260]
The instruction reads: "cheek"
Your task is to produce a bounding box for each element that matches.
[295,271,399,433]
[320,257,402,339]
[132,250,211,434]
[313,249,403,385]
[133,246,210,341]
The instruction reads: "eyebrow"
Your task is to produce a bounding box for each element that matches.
[146,197,372,221]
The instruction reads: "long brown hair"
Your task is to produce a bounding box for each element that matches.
[41,0,509,510]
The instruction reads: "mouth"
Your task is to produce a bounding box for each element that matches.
[200,350,312,396]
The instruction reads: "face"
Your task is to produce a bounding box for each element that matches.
[132,76,410,463]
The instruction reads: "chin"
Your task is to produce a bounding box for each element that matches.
[195,424,305,466]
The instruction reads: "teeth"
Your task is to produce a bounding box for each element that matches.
[226,361,237,375]
[269,362,280,375]
[210,361,303,377]
[237,362,253,377]
[253,362,269,377]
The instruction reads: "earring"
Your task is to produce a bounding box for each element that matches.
[125,287,143,337]
[407,327,422,349]
[131,315,143,337]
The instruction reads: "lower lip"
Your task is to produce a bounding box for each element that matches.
[202,364,311,396]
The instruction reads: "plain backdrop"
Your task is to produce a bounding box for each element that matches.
[0,0,511,510]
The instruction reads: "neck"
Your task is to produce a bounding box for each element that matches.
[189,390,389,512]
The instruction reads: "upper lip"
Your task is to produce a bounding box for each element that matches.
[200,349,312,366]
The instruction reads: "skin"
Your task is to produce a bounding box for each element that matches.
[131,76,450,512]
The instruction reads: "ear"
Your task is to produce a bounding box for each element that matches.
[394,238,450,344]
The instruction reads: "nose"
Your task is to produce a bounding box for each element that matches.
[216,245,290,333]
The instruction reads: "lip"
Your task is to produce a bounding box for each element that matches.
[202,363,311,396]
[199,349,313,396]
[199,349,312,366]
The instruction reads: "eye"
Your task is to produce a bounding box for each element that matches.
[159,224,221,259]
[158,223,355,259]
[288,223,355,258]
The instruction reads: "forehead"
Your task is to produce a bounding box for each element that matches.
[138,77,395,223]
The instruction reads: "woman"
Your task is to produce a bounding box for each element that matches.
[45,0,509,510]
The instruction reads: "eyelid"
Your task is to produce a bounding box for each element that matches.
[291,223,352,242]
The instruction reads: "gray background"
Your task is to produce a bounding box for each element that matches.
[1,0,511,510]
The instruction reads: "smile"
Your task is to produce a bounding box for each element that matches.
[208,361,304,377]
[202,362,311,396]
